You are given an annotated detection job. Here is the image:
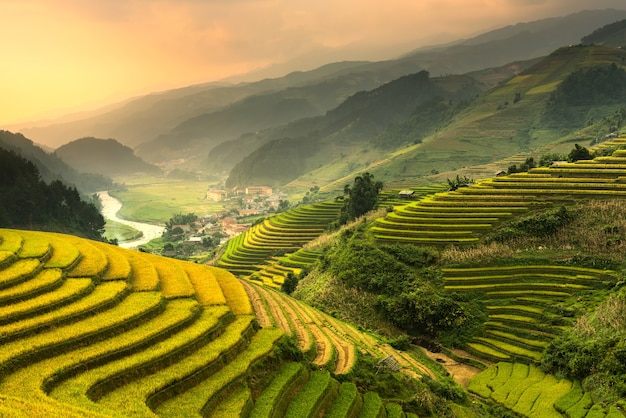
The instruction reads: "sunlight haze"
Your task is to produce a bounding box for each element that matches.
[1,0,624,126]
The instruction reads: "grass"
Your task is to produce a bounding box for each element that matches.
[109,177,228,223]
[101,219,141,243]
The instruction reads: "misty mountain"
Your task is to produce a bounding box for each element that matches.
[55,137,161,178]
[0,130,112,194]
[224,70,484,187]
[16,9,625,160]
[18,62,378,149]
[582,19,626,47]
[224,44,626,190]
[396,9,626,77]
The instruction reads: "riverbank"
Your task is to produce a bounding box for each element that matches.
[98,191,165,249]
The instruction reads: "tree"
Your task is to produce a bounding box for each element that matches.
[281,272,299,295]
[568,144,593,162]
[338,172,383,225]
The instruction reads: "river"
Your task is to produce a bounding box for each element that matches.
[98,191,165,249]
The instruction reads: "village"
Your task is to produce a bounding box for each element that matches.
[158,185,290,258]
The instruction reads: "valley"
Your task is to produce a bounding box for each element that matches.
[2,8,626,417]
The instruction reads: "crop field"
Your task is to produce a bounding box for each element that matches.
[0,227,430,416]
[468,362,623,418]
[374,147,626,246]
[215,201,341,282]
[242,279,437,379]
[109,177,228,223]
[442,265,616,364]
[0,228,275,416]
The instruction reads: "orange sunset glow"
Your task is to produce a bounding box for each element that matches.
[1,0,624,126]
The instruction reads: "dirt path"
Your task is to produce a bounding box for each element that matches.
[419,347,483,387]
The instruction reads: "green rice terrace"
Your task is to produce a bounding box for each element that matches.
[210,141,626,417]
[0,228,439,417]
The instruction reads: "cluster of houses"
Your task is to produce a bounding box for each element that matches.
[165,185,286,252]
[206,185,287,212]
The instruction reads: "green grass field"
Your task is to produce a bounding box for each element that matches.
[110,177,228,223]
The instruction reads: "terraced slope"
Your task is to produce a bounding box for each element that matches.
[242,279,437,379]
[443,265,617,364]
[373,147,626,247]
[248,362,417,418]
[468,362,624,418]
[216,201,341,280]
[0,228,290,417]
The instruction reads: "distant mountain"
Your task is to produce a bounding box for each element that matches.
[224,70,485,187]
[0,130,112,194]
[582,19,626,47]
[18,62,377,149]
[224,44,626,191]
[396,9,626,76]
[55,137,160,178]
[16,9,626,160]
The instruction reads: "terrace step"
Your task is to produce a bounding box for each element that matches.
[0,267,65,306]
[49,305,233,413]
[0,291,165,379]
[154,327,284,417]
[0,281,130,343]
[2,299,202,408]
[99,314,254,416]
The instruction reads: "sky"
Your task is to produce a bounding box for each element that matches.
[1,0,625,126]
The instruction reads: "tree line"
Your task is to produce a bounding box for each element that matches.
[0,147,105,240]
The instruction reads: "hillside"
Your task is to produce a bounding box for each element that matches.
[55,137,160,178]
[14,10,626,161]
[0,228,470,417]
[223,45,626,192]
[213,139,626,416]
[224,70,486,188]
[582,18,626,47]
[0,149,105,240]
[0,131,112,194]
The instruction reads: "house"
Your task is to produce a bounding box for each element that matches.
[495,170,507,177]
[245,186,273,196]
[206,189,226,202]
[398,190,415,199]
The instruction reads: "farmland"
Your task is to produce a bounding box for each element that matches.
[0,228,438,416]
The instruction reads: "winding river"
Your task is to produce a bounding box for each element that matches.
[98,191,165,249]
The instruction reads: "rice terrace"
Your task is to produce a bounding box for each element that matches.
[3,7,626,418]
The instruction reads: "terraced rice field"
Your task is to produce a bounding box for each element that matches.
[216,202,341,281]
[373,147,626,247]
[0,228,281,417]
[0,228,427,417]
[468,362,624,418]
[242,279,437,379]
[443,265,617,364]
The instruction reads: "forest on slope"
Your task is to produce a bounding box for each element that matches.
[0,147,105,240]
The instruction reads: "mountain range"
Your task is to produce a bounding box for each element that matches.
[5,9,626,194]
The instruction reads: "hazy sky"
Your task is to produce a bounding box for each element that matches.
[1,0,625,126]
